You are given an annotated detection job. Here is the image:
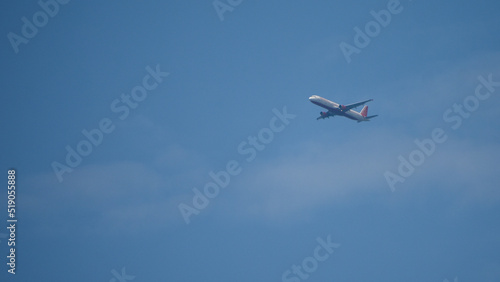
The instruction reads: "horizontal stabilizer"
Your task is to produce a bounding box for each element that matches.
[366,115,378,119]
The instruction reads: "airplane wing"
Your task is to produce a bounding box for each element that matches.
[341,99,373,111]
[317,111,335,120]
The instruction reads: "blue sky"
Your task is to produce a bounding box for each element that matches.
[1,0,500,281]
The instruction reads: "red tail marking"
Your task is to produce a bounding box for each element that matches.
[360,106,368,117]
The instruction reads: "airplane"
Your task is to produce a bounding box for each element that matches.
[309,95,378,122]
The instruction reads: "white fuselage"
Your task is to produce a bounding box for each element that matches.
[309,95,366,121]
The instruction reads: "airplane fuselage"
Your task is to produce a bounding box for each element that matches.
[309,95,369,122]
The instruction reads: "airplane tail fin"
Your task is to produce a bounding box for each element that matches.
[360,105,368,117]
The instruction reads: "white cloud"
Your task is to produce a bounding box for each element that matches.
[211,126,500,222]
[214,130,401,221]
[25,161,185,234]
